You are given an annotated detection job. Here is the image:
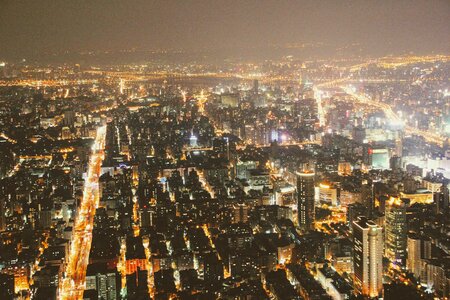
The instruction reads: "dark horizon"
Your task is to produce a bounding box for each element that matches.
[1,0,449,62]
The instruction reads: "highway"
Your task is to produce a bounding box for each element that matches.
[59,125,106,300]
[342,86,446,147]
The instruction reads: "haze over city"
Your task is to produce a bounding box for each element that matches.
[1,0,449,61]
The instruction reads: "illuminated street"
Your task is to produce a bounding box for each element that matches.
[59,126,106,300]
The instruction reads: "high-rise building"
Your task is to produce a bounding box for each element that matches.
[296,170,315,231]
[403,176,418,194]
[85,263,118,300]
[353,126,366,144]
[203,252,223,284]
[63,110,75,127]
[253,79,259,95]
[407,234,432,282]
[362,144,373,167]
[252,79,267,107]
[361,179,375,217]
[232,202,249,223]
[435,184,449,214]
[353,217,383,298]
[38,208,52,229]
[395,130,403,157]
[425,260,449,298]
[318,182,340,207]
[385,197,408,265]
[61,126,71,140]
[347,203,366,232]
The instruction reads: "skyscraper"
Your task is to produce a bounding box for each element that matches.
[361,179,375,218]
[395,130,403,157]
[296,170,315,231]
[407,234,432,282]
[353,217,383,298]
[85,263,118,300]
[253,79,259,95]
[385,197,408,265]
[203,252,224,285]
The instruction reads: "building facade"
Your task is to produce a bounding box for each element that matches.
[353,217,383,298]
[296,171,315,231]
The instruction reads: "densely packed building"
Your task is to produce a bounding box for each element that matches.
[0,55,449,299]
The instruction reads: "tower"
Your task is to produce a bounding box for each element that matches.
[353,217,383,298]
[296,170,315,231]
[385,197,408,265]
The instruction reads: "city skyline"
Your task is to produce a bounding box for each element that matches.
[0,2,449,300]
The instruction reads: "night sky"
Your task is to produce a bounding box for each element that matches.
[0,0,449,59]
